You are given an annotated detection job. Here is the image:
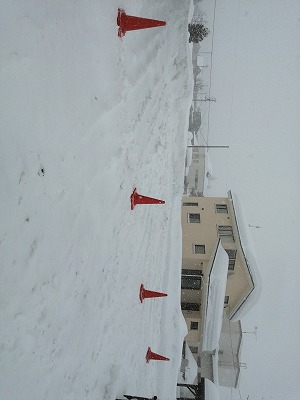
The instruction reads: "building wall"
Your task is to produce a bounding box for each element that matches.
[182,196,232,262]
[180,194,254,388]
[185,315,202,342]
[181,195,254,341]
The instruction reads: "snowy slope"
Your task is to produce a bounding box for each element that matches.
[0,1,193,399]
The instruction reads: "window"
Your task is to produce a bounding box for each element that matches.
[225,249,237,270]
[182,202,198,207]
[224,296,229,305]
[181,269,202,290]
[190,321,199,330]
[181,276,201,290]
[190,346,198,354]
[181,303,200,311]
[217,225,235,243]
[215,204,228,213]
[193,244,205,254]
[188,213,200,223]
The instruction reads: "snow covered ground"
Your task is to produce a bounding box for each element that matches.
[0,1,194,399]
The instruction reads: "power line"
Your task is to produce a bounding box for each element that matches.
[197,0,241,193]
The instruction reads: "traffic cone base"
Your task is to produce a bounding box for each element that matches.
[117,8,125,37]
[117,8,166,38]
[130,188,165,210]
[146,347,169,363]
[140,284,168,303]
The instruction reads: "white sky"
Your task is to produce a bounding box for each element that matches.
[200,1,300,399]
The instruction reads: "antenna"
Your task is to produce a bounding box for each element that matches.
[242,326,258,341]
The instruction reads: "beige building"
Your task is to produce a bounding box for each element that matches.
[180,191,260,388]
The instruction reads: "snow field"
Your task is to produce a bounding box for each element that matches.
[0,1,193,399]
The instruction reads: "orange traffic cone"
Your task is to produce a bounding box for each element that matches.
[117,8,166,38]
[146,347,169,363]
[130,188,165,210]
[140,284,168,303]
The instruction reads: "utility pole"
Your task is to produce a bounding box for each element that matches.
[242,326,258,340]
[200,96,216,102]
[192,97,216,102]
[187,145,229,148]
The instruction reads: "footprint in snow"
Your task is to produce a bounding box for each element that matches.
[38,167,45,177]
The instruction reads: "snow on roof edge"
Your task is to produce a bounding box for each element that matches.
[202,239,229,351]
[228,191,262,321]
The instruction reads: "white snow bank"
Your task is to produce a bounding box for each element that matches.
[185,132,193,175]
[202,240,229,352]
[205,378,220,400]
[0,1,193,399]
[178,344,198,384]
[203,150,213,193]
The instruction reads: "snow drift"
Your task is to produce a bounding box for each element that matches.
[0,1,194,399]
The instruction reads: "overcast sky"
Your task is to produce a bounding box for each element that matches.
[199,1,300,399]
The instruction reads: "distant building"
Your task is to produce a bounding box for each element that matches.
[180,191,261,388]
[189,110,202,133]
[184,145,205,197]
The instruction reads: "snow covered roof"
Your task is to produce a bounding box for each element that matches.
[202,239,229,351]
[228,191,262,321]
[182,343,199,383]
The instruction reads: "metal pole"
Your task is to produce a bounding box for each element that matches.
[187,145,229,148]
